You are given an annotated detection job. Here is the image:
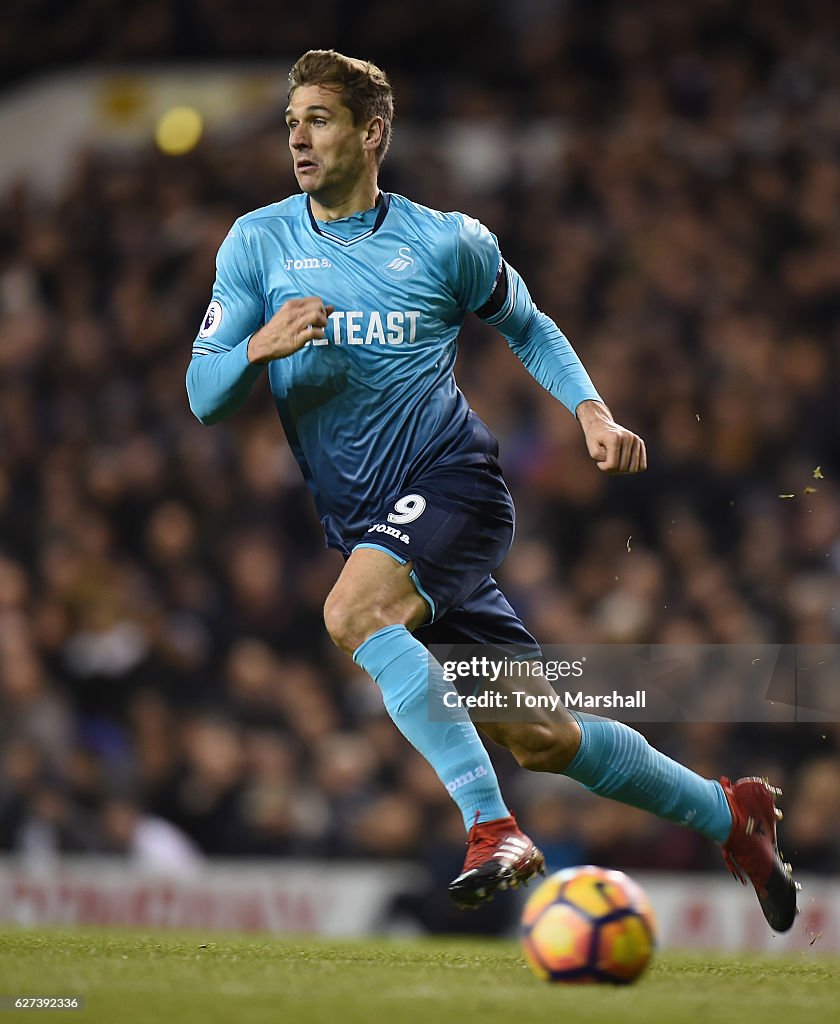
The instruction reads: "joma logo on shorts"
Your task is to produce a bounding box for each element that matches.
[367,523,410,544]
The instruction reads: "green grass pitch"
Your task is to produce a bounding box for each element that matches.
[1,929,837,1024]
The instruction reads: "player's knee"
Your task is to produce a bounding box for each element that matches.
[323,591,391,655]
[511,720,582,773]
[323,592,363,653]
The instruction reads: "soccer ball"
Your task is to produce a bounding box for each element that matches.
[520,865,656,984]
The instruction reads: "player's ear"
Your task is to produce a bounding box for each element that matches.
[363,117,384,152]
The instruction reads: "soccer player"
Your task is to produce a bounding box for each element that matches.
[186,50,797,930]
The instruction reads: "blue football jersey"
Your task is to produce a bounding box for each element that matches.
[190,192,507,550]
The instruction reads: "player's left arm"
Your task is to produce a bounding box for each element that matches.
[480,262,645,474]
[454,217,646,474]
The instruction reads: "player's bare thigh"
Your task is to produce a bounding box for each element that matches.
[324,546,428,654]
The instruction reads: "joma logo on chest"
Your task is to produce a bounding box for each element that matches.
[285,257,332,270]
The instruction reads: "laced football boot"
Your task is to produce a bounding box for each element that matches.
[719,776,799,932]
[448,812,545,910]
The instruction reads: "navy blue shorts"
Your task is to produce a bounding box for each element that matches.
[352,463,539,653]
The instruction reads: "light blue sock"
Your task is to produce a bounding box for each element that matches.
[563,714,733,842]
[353,624,510,829]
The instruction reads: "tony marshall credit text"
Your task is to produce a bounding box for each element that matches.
[443,690,648,711]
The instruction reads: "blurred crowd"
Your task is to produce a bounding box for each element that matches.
[2,0,840,931]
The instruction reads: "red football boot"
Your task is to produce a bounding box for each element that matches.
[719,776,799,932]
[448,812,545,909]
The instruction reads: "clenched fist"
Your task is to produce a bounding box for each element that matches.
[247,297,335,364]
[576,400,647,474]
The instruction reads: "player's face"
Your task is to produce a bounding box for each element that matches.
[285,85,369,199]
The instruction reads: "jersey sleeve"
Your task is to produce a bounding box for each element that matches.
[191,224,264,356]
[480,261,603,416]
[451,214,503,312]
[186,223,266,424]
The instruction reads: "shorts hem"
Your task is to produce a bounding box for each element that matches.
[352,542,408,565]
[353,543,437,621]
[409,569,437,622]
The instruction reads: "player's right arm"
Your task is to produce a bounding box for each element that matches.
[186,224,266,425]
[186,224,331,424]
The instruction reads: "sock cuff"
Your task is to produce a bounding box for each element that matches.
[564,709,593,777]
[353,623,415,676]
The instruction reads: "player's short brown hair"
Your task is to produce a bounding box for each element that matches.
[288,50,394,165]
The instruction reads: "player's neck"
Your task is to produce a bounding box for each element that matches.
[308,179,380,222]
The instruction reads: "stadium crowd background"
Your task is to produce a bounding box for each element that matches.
[1,0,839,931]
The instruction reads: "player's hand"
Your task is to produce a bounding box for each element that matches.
[247,297,335,364]
[576,400,647,474]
